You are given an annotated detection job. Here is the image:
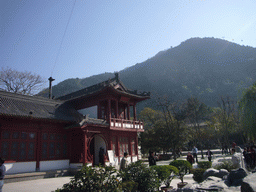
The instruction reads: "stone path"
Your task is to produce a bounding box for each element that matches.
[4,176,72,192]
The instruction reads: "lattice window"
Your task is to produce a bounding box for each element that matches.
[119,137,129,156]
[41,132,67,160]
[0,130,36,161]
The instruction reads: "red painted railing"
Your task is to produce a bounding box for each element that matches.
[110,118,144,130]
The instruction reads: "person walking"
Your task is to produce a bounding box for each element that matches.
[148,151,156,166]
[232,141,237,149]
[192,146,198,163]
[186,152,194,165]
[120,152,128,171]
[0,158,6,192]
[243,147,251,169]
[206,149,213,162]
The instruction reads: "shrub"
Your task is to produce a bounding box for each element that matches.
[151,165,178,181]
[169,160,192,174]
[197,161,212,169]
[213,160,237,172]
[120,160,160,191]
[55,164,120,192]
[169,160,193,184]
[191,168,205,183]
[119,181,138,192]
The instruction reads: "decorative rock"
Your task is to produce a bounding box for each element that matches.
[203,168,219,180]
[232,152,245,168]
[205,176,222,182]
[227,168,248,186]
[203,168,229,180]
[241,173,256,192]
[219,169,229,178]
[180,183,199,191]
[196,176,226,191]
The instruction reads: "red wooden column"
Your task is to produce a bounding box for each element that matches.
[97,102,101,119]
[36,125,42,171]
[127,103,130,120]
[67,129,72,163]
[133,103,137,121]
[128,137,132,162]
[123,105,126,119]
[117,135,120,162]
[82,130,88,165]
[115,100,119,118]
[108,99,111,122]
[136,134,139,160]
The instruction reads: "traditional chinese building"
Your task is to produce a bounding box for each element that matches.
[0,74,150,174]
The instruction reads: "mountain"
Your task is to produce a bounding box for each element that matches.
[38,37,256,112]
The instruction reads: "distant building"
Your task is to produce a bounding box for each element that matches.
[0,74,150,174]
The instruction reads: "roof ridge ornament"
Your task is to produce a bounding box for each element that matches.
[114,72,119,82]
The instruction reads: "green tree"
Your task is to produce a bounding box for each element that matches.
[156,97,189,159]
[209,96,239,151]
[139,97,190,157]
[185,97,211,158]
[239,82,256,142]
[140,128,160,154]
[139,107,163,131]
[139,107,163,153]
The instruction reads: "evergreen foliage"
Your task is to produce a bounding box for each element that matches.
[191,168,205,183]
[169,160,192,174]
[151,165,178,182]
[197,161,212,169]
[239,82,256,141]
[119,160,161,191]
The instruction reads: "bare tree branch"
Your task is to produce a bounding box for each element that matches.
[0,67,45,95]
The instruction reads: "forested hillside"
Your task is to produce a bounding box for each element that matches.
[38,37,256,112]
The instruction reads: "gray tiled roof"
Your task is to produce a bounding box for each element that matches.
[64,117,109,129]
[57,74,150,101]
[0,91,82,122]
[82,117,109,126]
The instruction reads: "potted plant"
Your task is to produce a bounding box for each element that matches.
[177,166,188,189]
[161,173,175,191]
[151,165,178,192]
[169,160,192,189]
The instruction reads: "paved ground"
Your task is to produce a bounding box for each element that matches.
[3,151,225,192]
[3,177,72,192]
[3,175,196,192]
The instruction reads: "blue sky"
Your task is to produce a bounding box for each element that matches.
[1,0,256,87]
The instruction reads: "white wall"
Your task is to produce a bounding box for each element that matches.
[132,156,138,162]
[40,160,69,171]
[69,163,92,169]
[69,163,83,169]
[5,162,36,174]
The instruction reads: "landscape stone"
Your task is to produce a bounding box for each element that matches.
[241,173,256,192]
[227,168,248,186]
[203,168,228,180]
[196,176,225,191]
[218,169,229,178]
[232,152,245,168]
